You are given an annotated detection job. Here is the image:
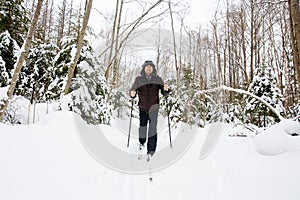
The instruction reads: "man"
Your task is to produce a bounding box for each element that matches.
[130,60,169,157]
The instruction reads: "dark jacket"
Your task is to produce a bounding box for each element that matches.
[131,75,168,112]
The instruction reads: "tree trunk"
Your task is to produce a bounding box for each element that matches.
[168,0,179,89]
[57,0,67,48]
[0,0,44,121]
[105,0,119,81]
[112,0,124,88]
[240,2,249,87]
[288,0,300,90]
[64,0,93,95]
[250,0,254,81]
[212,21,222,86]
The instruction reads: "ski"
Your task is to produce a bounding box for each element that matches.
[147,154,153,182]
[137,144,144,160]
[137,145,154,182]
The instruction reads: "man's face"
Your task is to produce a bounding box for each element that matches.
[144,65,153,76]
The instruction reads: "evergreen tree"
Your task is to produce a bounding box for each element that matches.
[16,41,58,102]
[0,0,30,46]
[110,88,130,119]
[49,36,91,99]
[0,31,20,87]
[160,84,183,127]
[245,66,285,127]
[72,57,111,125]
[178,65,208,127]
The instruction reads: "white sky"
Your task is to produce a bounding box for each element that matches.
[88,0,222,34]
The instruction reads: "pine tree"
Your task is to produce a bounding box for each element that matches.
[0,31,20,87]
[245,66,285,127]
[71,54,111,125]
[0,0,44,122]
[16,41,58,102]
[178,65,208,127]
[0,0,30,46]
[49,36,90,99]
[160,85,183,127]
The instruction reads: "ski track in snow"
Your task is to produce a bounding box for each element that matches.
[0,111,300,200]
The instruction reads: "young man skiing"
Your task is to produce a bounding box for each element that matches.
[130,60,169,158]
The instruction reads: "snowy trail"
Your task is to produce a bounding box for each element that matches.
[1,111,300,200]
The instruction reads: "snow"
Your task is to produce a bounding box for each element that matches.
[254,119,300,155]
[196,86,285,121]
[0,111,300,200]
[0,86,8,101]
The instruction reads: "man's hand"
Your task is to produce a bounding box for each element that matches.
[164,84,169,91]
[130,90,136,98]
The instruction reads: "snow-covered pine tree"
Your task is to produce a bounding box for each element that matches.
[71,56,111,125]
[160,83,183,128]
[0,32,23,123]
[0,31,20,87]
[245,65,285,127]
[179,65,207,127]
[110,88,130,119]
[49,36,89,100]
[15,41,58,103]
[0,0,30,46]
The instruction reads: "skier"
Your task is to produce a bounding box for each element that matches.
[130,60,169,158]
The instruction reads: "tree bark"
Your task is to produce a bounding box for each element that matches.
[240,2,249,87]
[64,0,93,95]
[57,0,67,48]
[112,0,124,88]
[168,0,179,89]
[288,0,300,90]
[105,0,119,81]
[0,0,44,121]
[250,0,254,81]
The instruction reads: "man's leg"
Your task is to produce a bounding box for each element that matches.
[139,110,148,145]
[147,106,158,155]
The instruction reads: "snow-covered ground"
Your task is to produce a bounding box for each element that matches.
[1,111,300,200]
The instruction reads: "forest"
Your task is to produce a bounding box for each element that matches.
[0,0,299,128]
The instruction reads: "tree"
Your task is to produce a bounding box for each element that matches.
[0,0,44,121]
[0,0,30,46]
[16,42,58,103]
[57,0,67,48]
[103,0,165,86]
[0,31,20,87]
[245,66,285,127]
[64,0,93,95]
[72,54,111,125]
[49,36,92,99]
[168,0,179,89]
[288,0,300,90]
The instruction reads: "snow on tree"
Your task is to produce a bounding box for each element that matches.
[177,65,208,127]
[71,57,111,125]
[0,0,44,122]
[160,88,183,128]
[245,66,285,127]
[16,42,58,102]
[110,88,130,119]
[49,36,90,100]
[0,31,20,87]
[0,0,30,46]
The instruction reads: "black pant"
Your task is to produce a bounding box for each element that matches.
[139,108,158,154]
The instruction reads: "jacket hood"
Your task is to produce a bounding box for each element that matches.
[140,60,157,76]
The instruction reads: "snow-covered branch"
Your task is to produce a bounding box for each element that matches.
[195,85,285,121]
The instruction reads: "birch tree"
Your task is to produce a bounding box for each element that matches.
[0,0,44,121]
[64,0,93,95]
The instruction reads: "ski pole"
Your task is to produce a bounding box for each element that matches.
[166,96,172,148]
[127,98,134,147]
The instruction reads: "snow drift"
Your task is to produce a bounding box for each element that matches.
[254,119,300,155]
